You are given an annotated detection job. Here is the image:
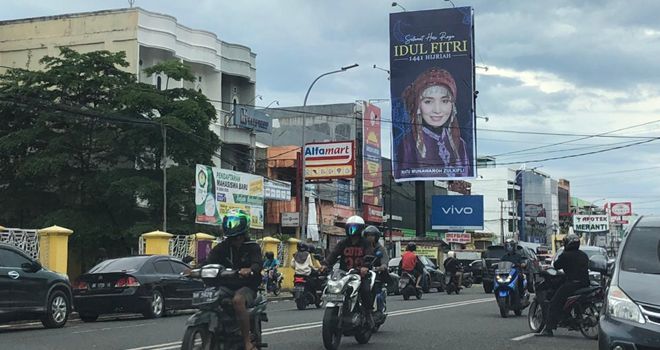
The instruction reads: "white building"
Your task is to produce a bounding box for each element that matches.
[470,167,521,244]
[0,7,258,171]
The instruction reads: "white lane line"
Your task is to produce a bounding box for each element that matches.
[125,297,492,350]
[511,333,536,341]
[72,323,155,334]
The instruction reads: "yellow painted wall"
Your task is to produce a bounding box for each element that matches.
[0,10,139,73]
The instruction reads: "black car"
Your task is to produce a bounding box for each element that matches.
[468,260,484,284]
[481,244,540,294]
[73,255,204,321]
[389,256,445,293]
[599,215,660,350]
[0,244,73,328]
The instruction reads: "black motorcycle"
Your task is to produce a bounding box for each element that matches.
[181,264,268,350]
[462,272,474,288]
[293,273,325,310]
[445,270,463,295]
[399,271,422,300]
[527,256,607,339]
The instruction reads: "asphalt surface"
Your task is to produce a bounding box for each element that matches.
[0,288,598,350]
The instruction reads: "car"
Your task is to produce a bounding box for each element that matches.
[0,244,73,328]
[389,256,445,293]
[553,245,609,284]
[73,255,204,321]
[468,260,484,284]
[481,244,541,294]
[598,215,660,350]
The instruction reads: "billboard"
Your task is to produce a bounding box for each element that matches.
[431,195,483,230]
[362,102,383,206]
[610,202,632,217]
[234,106,272,134]
[304,141,356,180]
[336,179,351,207]
[389,7,476,181]
[195,164,264,229]
[363,204,384,223]
[573,215,609,234]
[264,179,291,201]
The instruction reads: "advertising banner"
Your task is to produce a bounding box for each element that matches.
[609,202,632,217]
[431,195,484,230]
[234,106,272,134]
[264,179,291,201]
[573,215,609,234]
[195,164,264,229]
[281,213,300,227]
[363,204,384,223]
[389,7,476,181]
[445,232,471,244]
[400,245,439,259]
[362,102,383,206]
[336,179,352,207]
[304,141,356,180]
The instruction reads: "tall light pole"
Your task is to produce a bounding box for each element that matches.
[498,198,505,244]
[300,64,359,239]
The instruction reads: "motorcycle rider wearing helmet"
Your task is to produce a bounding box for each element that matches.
[206,209,262,350]
[536,234,589,337]
[321,215,374,326]
[501,239,528,300]
[443,251,463,289]
[399,242,424,289]
[363,226,390,303]
[263,251,280,288]
[292,242,316,276]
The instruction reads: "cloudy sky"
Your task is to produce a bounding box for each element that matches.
[4,0,660,215]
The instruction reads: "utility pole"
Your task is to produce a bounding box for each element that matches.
[499,198,505,244]
[161,123,167,232]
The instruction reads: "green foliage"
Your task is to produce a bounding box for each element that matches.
[0,48,221,270]
[143,59,196,89]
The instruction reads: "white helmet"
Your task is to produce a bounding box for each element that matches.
[448,251,456,259]
[345,215,365,237]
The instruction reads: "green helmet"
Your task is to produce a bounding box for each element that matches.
[222,209,251,237]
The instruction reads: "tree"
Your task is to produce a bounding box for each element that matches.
[0,48,221,271]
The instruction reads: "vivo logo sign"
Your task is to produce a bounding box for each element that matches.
[432,195,484,230]
[441,206,473,215]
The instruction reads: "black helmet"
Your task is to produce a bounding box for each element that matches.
[222,209,251,238]
[406,242,417,251]
[297,242,308,252]
[345,215,366,237]
[265,251,274,260]
[563,234,580,251]
[363,225,381,240]
[504,239,518,254]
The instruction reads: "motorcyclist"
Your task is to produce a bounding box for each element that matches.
[321,215,374,326]
[291,242,315,277]
[205,209,262,350]
[500,239,527,298]
[443,251,463,289]
[263,251,280,289]
[536,234,589,337]
[399,242,424,289]
[363,225,390,316]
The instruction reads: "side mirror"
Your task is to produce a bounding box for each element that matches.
[22,261,40,272]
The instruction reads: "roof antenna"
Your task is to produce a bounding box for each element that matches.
[128,0,136,8]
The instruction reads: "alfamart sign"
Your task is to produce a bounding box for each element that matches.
[304,141,356,180]
[573,215,609,234]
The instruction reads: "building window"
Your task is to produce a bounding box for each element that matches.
[156,76,162,90]
[198,76,202,82]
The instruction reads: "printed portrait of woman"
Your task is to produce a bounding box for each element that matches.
[395,67,472,178]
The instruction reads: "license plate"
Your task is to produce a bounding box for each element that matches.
[323,294,344,303]
[293,286,305,292]
[192,288,218,305]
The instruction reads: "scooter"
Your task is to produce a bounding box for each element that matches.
[293,273,324,310]
[493,261,530,318]
[445,269,463,294]
[321,256,377,350]
[181,264,268,350]
[263,269,282,296]
[399,271,422,300]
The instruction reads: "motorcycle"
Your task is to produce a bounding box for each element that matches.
[293,273,325,310]
[527,256,607,339]
[262,269,282,296]
[181,264,268,350]
[445,270,463,295]
[493,261,530,317]
[398,271,422,300]
[372,280,387,332]
[321,255,377,350]
[462,271,474,288]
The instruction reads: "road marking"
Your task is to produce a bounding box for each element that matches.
[124,297,492,350]
[511,333,536,341]
[72,323,155,334]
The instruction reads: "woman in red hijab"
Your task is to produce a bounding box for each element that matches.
[395,68,470,178]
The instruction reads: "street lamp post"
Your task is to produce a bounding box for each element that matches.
[498,198,505,245]
[300,64,359,240]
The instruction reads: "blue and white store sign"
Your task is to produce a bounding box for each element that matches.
[431,195,484,230]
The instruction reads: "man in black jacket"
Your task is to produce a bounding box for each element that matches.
[206,209,262,350]
[536,234,589,337]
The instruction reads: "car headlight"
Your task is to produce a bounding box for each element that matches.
[607,286,645,324]
[326,280,343,294]
[201,267,220,278]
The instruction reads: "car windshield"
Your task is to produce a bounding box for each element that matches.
[88,256,150,273]
[485,246,506,259]
[621,227,660,274]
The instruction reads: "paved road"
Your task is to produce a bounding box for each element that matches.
[0,288,597,350]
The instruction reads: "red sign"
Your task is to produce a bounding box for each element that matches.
[304,141,356,180]
[445,232,471,244]
[362,102,382,206]
[363,204,384,223]
[610,202,632,217]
